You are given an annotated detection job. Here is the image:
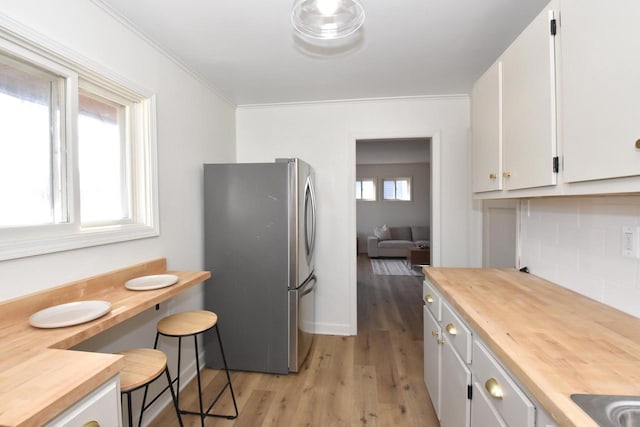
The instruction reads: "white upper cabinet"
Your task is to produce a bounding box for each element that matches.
[560,0,640,182]
[501,1,558,190]
[473,0,640,198]
[472,62,502,193]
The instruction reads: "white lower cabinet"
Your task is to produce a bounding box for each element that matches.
[442,301,472,364]
[471,340,535,427]
[46,376,121,427]
[471,378,507,427]
[423,306,441,418]
[423,279,559,427]
[423,282,472,427]
[536,405,559,427]
[440,339,471,427]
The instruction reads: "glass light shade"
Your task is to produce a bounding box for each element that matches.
[291,0,365,40]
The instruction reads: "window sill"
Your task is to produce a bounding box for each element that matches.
[0,223,159,261]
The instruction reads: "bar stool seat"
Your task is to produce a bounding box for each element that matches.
[157,310,218,337]
[117,348,182,427]
[153,310,238,426]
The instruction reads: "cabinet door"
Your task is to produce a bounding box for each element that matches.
[501,1,558,190]
[440,340,471,427]
[46,376,121,427]
[537,404,559,427]
[423,306,441,418]
[561,0,640,182]
[471,380,507,427]
[472,61,502,192]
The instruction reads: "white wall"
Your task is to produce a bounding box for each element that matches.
[520,195,640,319]
[236,96,479,335]
[0,0,235,413]
[356,138,431,164]
[356,163,431,253]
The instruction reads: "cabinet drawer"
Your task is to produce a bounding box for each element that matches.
[441,301,472,364]
[423,279,441,321]
[472,340,534,427]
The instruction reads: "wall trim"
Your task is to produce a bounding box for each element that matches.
[238,94,470,109]
[89,0,235,108]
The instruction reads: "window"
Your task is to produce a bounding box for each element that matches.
[383,178,412,201]
[0,53,66,228]
[78,88,130,224]
[0,24,158,260]
[356,178,376,201]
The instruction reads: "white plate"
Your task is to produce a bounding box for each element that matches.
[125,274,179,291]
[29,300,112,329]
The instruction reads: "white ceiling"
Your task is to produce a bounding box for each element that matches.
[93,0,550,105]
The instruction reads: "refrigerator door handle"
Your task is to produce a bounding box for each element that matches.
[304,176,317,261]
[299,275,317,297]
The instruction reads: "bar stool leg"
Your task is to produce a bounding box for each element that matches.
[193,335,205,427]
[126,392,133,427]
[215,325,239,418]
[176,335,183,408]
[138,386,148,427]
[166,367,184,427]
[133,367,184,427]
[182,329,237,424]
[153,311,239,422]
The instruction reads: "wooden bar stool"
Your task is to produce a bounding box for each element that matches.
[117,348,183,427]
[153,310,238,425]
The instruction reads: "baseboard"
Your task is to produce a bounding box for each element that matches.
[314,321,356,336]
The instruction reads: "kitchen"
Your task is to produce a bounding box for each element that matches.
[1,0,639,426]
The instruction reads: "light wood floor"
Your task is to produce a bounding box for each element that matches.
[149,255,439,426]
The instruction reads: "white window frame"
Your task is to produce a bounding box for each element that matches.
[0,18,159,261]
[356,178,377,201]
[382,177,412,201]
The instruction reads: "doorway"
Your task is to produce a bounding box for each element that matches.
[355,138,432,256]
[348,131,441,334]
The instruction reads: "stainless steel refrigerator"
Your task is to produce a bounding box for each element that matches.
[203,158,317,374]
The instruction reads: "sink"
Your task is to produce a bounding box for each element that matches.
[571,394,640,427]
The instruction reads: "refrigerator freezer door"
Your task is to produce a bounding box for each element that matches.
[289,273,316,372]
[203,163,290,374]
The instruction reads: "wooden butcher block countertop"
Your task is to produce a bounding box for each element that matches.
[424,267,640,427]
[0,258,210,427]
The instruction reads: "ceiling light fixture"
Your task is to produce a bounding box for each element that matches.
[291,0,365,40]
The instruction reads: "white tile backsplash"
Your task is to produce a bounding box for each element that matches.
[520,195,640,319]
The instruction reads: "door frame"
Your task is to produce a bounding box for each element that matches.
[347,129,441,334]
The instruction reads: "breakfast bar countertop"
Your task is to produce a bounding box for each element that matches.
[0,258,210,427]
[424,267,640,427]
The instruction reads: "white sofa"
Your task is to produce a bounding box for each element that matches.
[367,225,430,258]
